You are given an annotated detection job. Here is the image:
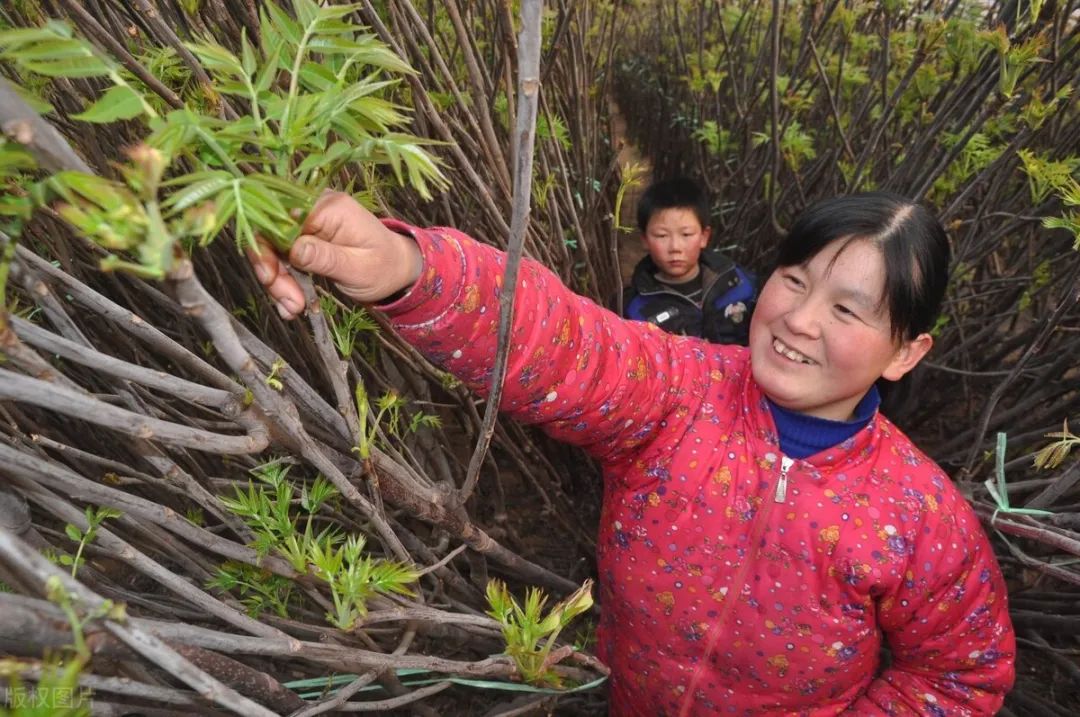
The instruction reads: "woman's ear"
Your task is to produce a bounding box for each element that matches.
[882,333,933,381]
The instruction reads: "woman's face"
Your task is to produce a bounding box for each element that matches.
[749,239,931,421]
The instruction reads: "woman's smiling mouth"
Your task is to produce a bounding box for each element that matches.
[773,338,816,365]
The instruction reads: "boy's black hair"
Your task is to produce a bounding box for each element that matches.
[636,177,711,233]
[774,191,950,342]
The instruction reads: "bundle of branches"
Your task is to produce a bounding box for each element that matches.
[354,1,634,303]
[612,1,1080,713]
[0,0,621,714]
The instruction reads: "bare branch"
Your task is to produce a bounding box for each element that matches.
[11,316,240,411]
[459,0,543,506]
[0,368,268,454]
[0,79,92,174]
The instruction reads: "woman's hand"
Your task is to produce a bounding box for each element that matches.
[247,191,423,319]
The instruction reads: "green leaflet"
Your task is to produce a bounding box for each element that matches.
[71,85,145,123]
[4,0,448,279]
[8,83,54,115]
[0,21,113,78]
[162,170,234,213]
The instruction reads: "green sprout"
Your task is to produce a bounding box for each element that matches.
[320,295,379,358]
[308,534,419,631]
[352,381,441,461]
[215,458,418,628]
[0,0,448,277]
[206,561,297,618]
[218,460,339,570]
[265,358,287,391]
[485,579,594,687]
[61,506,122,578]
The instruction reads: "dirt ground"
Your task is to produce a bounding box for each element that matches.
[608,96,651,285]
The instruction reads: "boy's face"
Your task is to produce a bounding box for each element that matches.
[642,208,711,283]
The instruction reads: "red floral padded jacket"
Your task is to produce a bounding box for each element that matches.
[380,221,1016,716]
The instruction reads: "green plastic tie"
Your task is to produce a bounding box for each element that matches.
[284,668,607,700]
[985,432,1053,523]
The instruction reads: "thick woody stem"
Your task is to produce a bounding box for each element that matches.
[14,246,238,391]
[458,0,543,507]
[0,79,93,174]
[10,316,240,411]
[0,368,268,454]
[167,257,410,562]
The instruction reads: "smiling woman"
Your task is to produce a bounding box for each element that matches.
[248,189,1015,715]
[750,194,946,422]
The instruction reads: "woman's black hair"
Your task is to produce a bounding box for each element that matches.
[775,192,951,420]
[775,191,950,342]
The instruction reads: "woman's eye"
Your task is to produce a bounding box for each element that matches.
[783,274,804,288]
[835,304,856,318]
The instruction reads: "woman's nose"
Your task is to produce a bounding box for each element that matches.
[783,297,822,337]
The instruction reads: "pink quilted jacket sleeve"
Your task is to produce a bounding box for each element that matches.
[379,222,721,464]
[844,488,1015,716]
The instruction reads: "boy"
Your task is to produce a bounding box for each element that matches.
[622,177,756,344]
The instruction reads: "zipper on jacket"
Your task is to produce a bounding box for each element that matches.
[678,453,788,717]
[774,456,794,503]
[639,263,727,306]
[640,284,704,310]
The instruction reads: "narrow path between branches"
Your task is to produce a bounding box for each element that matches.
[608,96,652,284]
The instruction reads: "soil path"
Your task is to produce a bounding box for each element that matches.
[608,96,652,284]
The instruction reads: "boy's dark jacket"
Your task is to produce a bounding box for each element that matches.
[621,246,757,345]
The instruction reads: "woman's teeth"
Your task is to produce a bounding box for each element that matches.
[773,338,814,365]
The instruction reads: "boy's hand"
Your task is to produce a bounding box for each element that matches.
[247,191,423,319]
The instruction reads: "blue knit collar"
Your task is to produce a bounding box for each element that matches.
[766,385,880,459]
